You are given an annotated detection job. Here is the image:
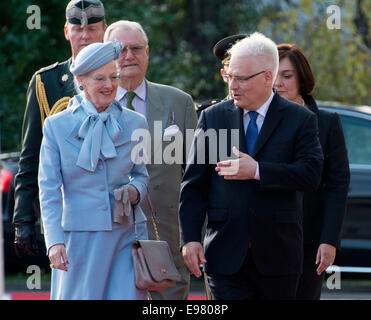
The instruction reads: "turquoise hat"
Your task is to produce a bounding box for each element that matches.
[70,41,123,76]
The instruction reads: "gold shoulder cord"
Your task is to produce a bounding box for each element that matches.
[35,74,70,126]
[35,74,49,125]
[51,97,70,116]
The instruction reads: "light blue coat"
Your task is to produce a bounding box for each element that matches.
[38,98,149,252]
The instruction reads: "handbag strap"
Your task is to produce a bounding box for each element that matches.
[133,187,161,242]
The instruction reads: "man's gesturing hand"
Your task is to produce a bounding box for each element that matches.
[182,242,206,278]
[216,146,257,180]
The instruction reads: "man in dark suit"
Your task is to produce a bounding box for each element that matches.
[13,0,106,256]
[179,32,324,300]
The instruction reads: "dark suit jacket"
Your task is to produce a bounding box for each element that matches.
[13,59,76,226]
[179,92,323,276]
[302,95,350,249]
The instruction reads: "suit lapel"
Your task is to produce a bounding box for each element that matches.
[251,93,284,157]
[145,80,170,133]
[58,59,76,99]
[114,108,132,147]
[225,101,248,155]
[146,80,171,160]
[65,113,83,150]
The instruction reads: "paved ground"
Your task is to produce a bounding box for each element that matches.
[3,273,371,300]
[190,276,371,300]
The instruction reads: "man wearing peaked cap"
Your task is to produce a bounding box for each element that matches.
[213,34,247,62]
[213,34,246,88]
[13,0,107,257]
[196,35,247,119]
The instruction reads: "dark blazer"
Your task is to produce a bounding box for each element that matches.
[13,59,76,226]
[302,95,350,249]
[179,92,323,276]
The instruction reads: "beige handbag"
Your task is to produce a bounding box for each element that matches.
[132,192,183,292]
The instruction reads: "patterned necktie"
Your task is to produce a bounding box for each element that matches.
[125,91,136,111]
[245,111,259,155]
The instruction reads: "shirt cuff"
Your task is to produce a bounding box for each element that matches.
[254,162,260,180]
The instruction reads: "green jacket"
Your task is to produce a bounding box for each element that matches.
[13,59,76,225]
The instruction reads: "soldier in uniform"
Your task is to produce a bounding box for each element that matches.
[213,34,246,88]
[195,34,246,117]
[13,0,106,256]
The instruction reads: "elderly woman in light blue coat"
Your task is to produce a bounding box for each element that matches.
[38,41,149,300]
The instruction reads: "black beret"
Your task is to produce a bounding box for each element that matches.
[213,34,246,61]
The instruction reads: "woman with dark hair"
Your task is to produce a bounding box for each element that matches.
[274,43,350,300]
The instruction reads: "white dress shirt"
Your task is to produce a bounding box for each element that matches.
[116,80,147,118]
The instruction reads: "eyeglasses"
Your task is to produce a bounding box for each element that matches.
[224,70,266,84]
[121,45,146,56]
[92,75,120,84]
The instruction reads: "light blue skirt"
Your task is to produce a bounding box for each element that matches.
[50,221,148,300]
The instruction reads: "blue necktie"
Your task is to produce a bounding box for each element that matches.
[245,111,258,155]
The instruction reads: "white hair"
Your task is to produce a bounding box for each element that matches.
[104,20,149,46]
[228,32,279,81]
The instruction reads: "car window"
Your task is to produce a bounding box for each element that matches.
[339,115,371,165]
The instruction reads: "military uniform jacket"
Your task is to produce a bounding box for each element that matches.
[13,59,76,225]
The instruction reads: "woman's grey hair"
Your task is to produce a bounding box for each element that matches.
[104,20,149,46]
[228,32,279,81]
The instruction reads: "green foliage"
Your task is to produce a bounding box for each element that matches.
[0,0,260,152]
[0,0,70,152]
[258,0,371,107]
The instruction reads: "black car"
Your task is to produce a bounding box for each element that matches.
[318,102,371,274]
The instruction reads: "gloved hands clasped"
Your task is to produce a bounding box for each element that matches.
[113,184,139,225]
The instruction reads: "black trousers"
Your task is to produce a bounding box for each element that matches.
[296,245,325,300]
[207,250,299,300]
